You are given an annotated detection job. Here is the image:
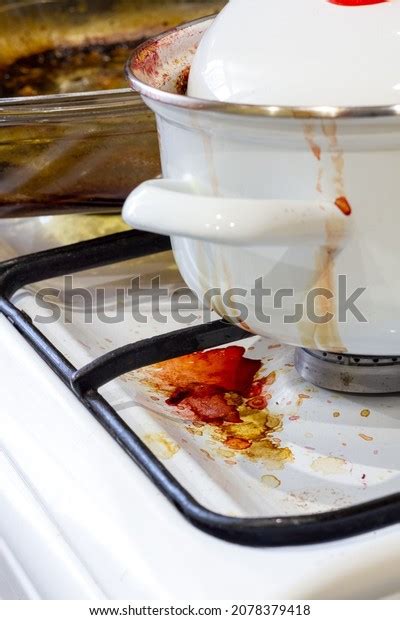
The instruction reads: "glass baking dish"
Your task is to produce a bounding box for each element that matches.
[0,0,224,217]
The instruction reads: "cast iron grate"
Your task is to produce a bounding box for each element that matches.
[1,229,399,547]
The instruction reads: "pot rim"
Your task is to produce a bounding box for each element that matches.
[126,15,400,121]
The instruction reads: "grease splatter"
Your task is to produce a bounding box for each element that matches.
[138,347,292,465]
[359,433,374,442]
[311,456,347,475]
[304,124,322,161]
[296,393,311,407]
[200,449,215,462]
[261,475,281,489]
[360,409,371,418]
[144,434,180,460]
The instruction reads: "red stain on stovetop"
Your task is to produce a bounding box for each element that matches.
[141,347,293,463]
[158,346,261,395]
[335,196,352,216]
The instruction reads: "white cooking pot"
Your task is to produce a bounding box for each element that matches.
[123,0,400,355]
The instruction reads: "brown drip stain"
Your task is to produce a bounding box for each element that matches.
[136,347,293,465]
[316,168,323,194]
[296,393,311,407]
[176,65,190,95]
[359,433,374,442]
[304,124,322,161]
[299,121,350,353]
[143,433,180,460]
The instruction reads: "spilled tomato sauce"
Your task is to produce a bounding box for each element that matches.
[141,347,293,464]
[335,196,352,216]
[152,346,261,398]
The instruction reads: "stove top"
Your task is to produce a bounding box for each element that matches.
[296,348,400,394]
[1,217,400,599]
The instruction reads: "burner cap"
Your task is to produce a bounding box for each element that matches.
[295,348,400,394]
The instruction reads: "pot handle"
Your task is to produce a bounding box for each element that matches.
[122,178,349,246]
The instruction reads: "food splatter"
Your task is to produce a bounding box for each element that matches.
[333,411,341,418]
[360,409,371,418]
[261,475,281,489]
[296,393,311,407]
[143,433,180,460]
[359,433,374,442]
[311,456,347,475]
[138,347,293,465]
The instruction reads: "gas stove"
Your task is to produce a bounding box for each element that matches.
[1,217,400,600]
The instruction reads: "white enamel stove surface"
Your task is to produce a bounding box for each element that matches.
[1,218,400,600]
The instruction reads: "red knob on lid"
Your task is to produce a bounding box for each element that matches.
[329,0,387,5]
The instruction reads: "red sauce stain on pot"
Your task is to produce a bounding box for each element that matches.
[335,196,352,216]
[132,42,160,77]
[298,121,349,354]
[140,347,293,464]
[304,124,322,161]
[176,65,190,95]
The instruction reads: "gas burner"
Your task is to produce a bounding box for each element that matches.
[295,348,400,394]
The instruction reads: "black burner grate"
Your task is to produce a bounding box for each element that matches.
[1,229,400,547]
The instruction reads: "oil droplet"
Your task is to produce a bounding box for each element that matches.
[311,456,347,475]
[333,411,341,418]
[296,393,311,407]
[144,434,180,460]
[360,409,371,418]
[215,447,236,459]
[186,426,203,437]
[261,475,281,489]
[200,449,214,461]
[359,433,374,442]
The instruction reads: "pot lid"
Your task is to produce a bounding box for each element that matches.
[188,0,400,106]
